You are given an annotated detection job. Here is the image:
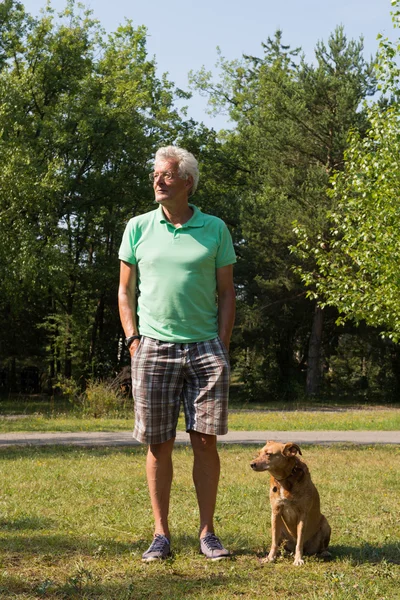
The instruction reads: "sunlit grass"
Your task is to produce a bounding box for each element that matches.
[0,408,399,433]
[0,445,398,599]
[0,414,135,433]
[1,392,399,433]
[226,408,400,431]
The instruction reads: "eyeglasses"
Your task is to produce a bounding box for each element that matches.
[148,170,176,182]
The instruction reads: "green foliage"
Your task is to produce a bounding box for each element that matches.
[0,0,193,380]
[294,105,400,340]
[1,0,398,403]
[192,27,377,398]
[81,379,130,417]
[53,376,131,417]
[293,0,400,343]
[54,374,82,401]
[375,0,400,94]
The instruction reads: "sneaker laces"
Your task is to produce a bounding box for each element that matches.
[202,533,223,551]
[149,534,170,551]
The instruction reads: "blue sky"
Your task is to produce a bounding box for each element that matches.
[23,0,395,129]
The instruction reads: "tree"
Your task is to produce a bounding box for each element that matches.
[191,27,376,398]
[0,0,191,385]
[294,1,400,343]
[294,102,400,343]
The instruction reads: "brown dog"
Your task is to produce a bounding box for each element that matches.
[250,441,331,565]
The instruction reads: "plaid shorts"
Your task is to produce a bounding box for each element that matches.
[131,336,230,444]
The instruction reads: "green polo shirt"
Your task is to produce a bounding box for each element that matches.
[119,204,236,342]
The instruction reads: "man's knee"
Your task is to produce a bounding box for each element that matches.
[148,437,175,460]
[190,431,218,453]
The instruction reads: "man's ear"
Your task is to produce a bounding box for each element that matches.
[283,443,302,457]
[185,175,194,192]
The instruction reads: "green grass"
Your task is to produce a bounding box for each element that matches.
[0,407,400,433]
[227,408,400,431]
[1,393,399,433]
[0,444,398,599]
[0,414,135,433]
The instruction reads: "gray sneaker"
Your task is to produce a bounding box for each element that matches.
[142,534,171,562]
[200,533,230,560]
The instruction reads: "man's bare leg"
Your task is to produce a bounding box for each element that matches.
[146,437,175,539]
[190,431,220,538]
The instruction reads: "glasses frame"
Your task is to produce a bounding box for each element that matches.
[148,170,177,183]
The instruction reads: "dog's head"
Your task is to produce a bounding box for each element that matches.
[250,441,302,472]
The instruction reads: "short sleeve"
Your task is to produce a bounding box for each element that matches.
[216,223,236,269]
[118,219,137,265]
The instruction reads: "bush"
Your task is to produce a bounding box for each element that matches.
[54,376,82,405]
[82,380,130,418]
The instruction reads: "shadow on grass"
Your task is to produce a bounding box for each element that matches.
[0,527,398,564]
[0,515,55,530]
[0,532,137,556]
[0,445,147,460]
[0,394,73,415]
[329,542,400,564]
[0,531,239,599]
[0,528,259,561]
[0,537,398,598]
[0,570,237,600]
[0,529,253,561]
[245,542,400,565]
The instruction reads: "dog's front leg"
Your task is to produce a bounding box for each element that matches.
[263,510,282,563]
[293,515,306,566]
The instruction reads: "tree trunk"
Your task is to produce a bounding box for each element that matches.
[89,294,105,367]
[64,286,75,379]
[390,345,400,396]
[306,303,324,396]
[10,357,17,392]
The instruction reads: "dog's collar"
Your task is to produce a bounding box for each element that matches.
[274,463,299,482]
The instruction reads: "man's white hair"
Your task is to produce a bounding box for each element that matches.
[155,146,199,196]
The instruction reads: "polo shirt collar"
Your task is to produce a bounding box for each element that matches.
[158,204,205,228]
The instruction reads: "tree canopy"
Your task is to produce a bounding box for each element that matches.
[294,0,400,343]
[1,0,399,401]
[191,26,377,397]
[0,0,193,384]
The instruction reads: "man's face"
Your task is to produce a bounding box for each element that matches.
[153,159,192,204]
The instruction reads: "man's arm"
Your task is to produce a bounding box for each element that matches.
[216,264,236,351]
[118,260,140,356]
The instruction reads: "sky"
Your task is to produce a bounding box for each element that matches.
[22,0,395,130]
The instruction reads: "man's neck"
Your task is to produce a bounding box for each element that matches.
[161,203,193,227]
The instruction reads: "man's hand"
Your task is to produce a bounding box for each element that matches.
[219,336,230,353]
[217,264,235,354]
[129,339,140,357]
[119,261,140,356]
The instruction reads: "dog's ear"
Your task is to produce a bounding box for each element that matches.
[283,443,302,457]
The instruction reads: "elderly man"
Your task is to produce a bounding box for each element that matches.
[118,146,236,561]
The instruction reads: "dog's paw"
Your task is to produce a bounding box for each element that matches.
[261,554,276,564]
[293,557,304,566]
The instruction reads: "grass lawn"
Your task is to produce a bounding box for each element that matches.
[0,407,400,433]
[1,393,400,433]
[0,444,398,599]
